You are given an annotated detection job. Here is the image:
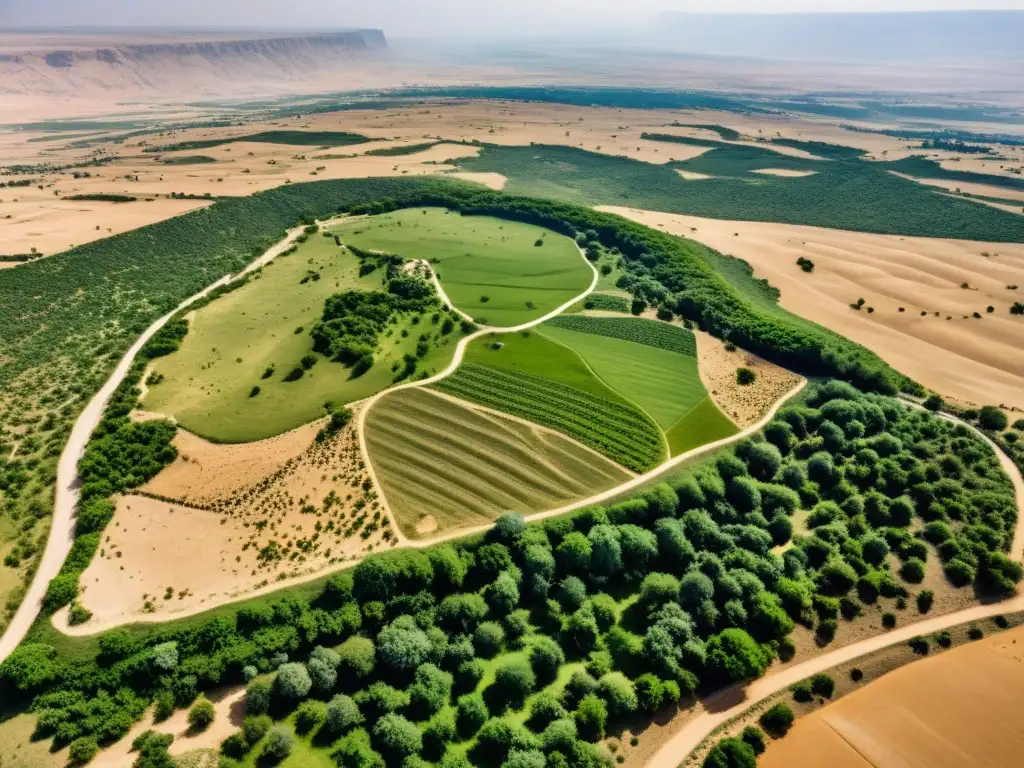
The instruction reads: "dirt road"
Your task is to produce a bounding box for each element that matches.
[0,220,333,664]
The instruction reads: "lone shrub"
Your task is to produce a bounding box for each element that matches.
[702,737,756,768]
[850,668,864,682]
[294,700,327,734]
[736,367,757,386]
[809,673,834,698]
[187,696,215,731]
[759,703,794,736]
[68,737,99,766]
[882,612,897,629]
[741,726,766,755]
[916,589,934,614]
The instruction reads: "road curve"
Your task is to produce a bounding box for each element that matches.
[643,401,1024,768]
[0,222,319,664]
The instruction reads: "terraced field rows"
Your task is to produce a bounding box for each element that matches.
[365,388,631,536]
[433,363,665,472]
[547,314,698,355]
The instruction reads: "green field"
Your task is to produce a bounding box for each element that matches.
[332,208,592,326]
[365,388,631,535]
[541,316,737,454]
[540,322,704,428]
[144,236,458,442]
[434,363,664,472]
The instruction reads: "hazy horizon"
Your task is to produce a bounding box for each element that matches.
[4,1,1024,39]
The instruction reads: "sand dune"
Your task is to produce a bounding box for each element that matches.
[602,206,1024,409]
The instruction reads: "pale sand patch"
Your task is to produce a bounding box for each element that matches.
[92,688,246,768]
[416,515,439,536]
[74,409,396,627]
[890,171,1024,203]
[759,624,1024,768]
[0,196,213,256]
[694,331,804,428]
[944,193,1024,216]
[144,421,321,502]
[446,171,508,190]
[751,168,817,177]
[600,206,1024,409]
[675,169,713,181]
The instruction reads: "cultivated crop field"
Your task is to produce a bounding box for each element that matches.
[434,363,665,473]
[144,234,460,443]
[332,208,593,326]
[365,388,631,537]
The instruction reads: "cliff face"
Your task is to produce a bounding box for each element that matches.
[0,30,389,98]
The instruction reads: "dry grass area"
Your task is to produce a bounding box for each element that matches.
[758,620,1024,768]
[602,206,1024,409]
[693,331,803,428]
[71,409,396,627]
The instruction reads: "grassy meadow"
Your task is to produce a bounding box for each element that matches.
[144,235,458,442]
[331,208,592,326]
[364,388,630,536]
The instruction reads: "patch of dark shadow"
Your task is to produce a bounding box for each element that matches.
[45,51,74,68]
[96,49,118,63]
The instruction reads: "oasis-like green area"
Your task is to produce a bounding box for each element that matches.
[331,208,592,327]
[143,234,458,443]
[457,141,1024,242]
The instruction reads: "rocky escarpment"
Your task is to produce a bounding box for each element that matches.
[0,30,389,98]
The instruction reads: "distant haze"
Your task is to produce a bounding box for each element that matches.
[3,1,1024,40]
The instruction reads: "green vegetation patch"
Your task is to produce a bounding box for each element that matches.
[539,322,704,431]
[668,123,741,141]
[144,235,458,442]
[333,208,592,326]
[144,130,371,153]
[546,315,697,356]
[62,194,137,203]
[457,143,1024,242]
[5,381,1018,768]
[434,363,664,471]
[364,142,441,157]
[366,388,630,536]
[665,397,738,455]
[159,155,217,165]
[581,293,630,313]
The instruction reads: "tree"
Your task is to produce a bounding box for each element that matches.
[759,703,794,736]
[703,737,756,768]
[493,659,537,707]
[487,571,521,614]
[529,637,565,684]
[741,726,766,755]
[634,674,665,712]
[743,442,783,482]
[978,405,1009,431]
[557,576,587,611]
[377,615,432,673]
[308,657,337,696]
[679,570,715,610]
[900,558,926,584]
[409,663,454,718]
[187,696,215,731]
[541,718,577,754]
[263,728,294,764]
[474,621,506,658]
[274,663,312,703]
[373,713,422,760]
[704,629,772,686]
[618,524,659,575]
[810,673,835,698]
[246,678,271,715]
[457,693,489,737]
[736,368,757,386]
[68,737,99,766]
[325,694,364,735]
[0,643,62,694]
[354,682,409,721]
[573,694,608,741]
[332,728,384,768]
[437,593,489,633]
[556,532,592,574]
[588,525,622,577]
[295,700,328,734]
[597,672,638,716]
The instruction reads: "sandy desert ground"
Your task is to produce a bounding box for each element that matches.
[71,406,398,628]
[602,206,1024,409]
[759,624,1024,768]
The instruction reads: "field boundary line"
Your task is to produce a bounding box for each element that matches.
[535,326,671,461]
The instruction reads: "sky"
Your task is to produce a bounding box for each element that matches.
[2,0,1024,38]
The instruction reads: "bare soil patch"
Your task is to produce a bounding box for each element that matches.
[73,409,396,626]
[446,171,508,189]
[675,169,713,181]
[759,621,1024,768]
[693,331,803,428]
[601,206,1024,410]
[751,168,817,177]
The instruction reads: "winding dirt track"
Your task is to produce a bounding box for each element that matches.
[0,221,326,664]
[644,400,1024,768]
